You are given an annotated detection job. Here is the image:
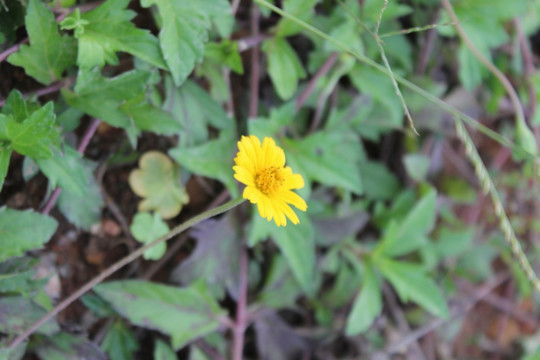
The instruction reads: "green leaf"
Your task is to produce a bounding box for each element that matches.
[34,332,107,360]
[0,208,57,263]
[61,0,165,69]
[1,90,29,123]
[163,78,232,146]
[94,280,226,350]
[171,216,240,299]
[140,0,232,85]
[257,255,302,309]
[0,145,11,191]
[130,212,169,260]
[0,103,61,159]
[374,189,437,258]
[204,40,244,74]
[154,339,177,360]
[101,320,139,360]
[403,153,431,182]
[169,130,238,197]
[345,262,382,335]
[57,160,103,230]
[248,102,296,137]
[36,145,88,196]
[283,130,363,195]
[0,296,59,335]
[7,0,76,84]
[262,37,306,100]
[275,0,319,37]
[376,258,449,319]
[128,151,189,219]
[62,69,151,130]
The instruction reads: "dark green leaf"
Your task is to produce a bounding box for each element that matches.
[169,130,238,197]
[8,0,76,84]
[0,145,11,191]
[36,145,88,196]
[204,40,244,74]
[130,212,169,260]
[95,280,226,349]
[0,208,57,263]
[248,102,296,138]
[119,94,181,136]
[101,320,139,360]
[140,0,232,85]
[0,296,58,335]
[154,339,177,360]
[171,216,240,299]
[275,0,319,37]
[257,255,302,309]
[376,258,449,319]
[34,332,107,360]
[61,0,165,69]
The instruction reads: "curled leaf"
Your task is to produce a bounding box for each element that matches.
[129,151,189,219]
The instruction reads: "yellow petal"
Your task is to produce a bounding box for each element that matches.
[277,190,307,211]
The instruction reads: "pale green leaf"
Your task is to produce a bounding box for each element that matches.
[0,208,57,263]
[276,0,319,37]
[0,145,11,192]
[36,145,88,196]
[154,339,177,360]
[95,280,226,350]
[8,0,76,84]
[0,296,59,335]
[118,94,181,136]
[130,212,169,260]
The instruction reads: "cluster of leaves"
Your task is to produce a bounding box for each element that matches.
[1,0,540,359]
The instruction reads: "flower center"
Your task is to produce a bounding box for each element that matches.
[255,167,283,195]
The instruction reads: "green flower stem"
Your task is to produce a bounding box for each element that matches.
[253,0,532,160]
[9,197,246,349]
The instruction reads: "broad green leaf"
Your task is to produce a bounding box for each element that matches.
[101,320,139,360]
[0,340,26,360]
[345,262,382,335]
[376,258,449,319]
[61,0,165,69]
[262,37,306,100]
[435,227,475,258]
[0,270,35,294]
[204,40,244,74]
[0,208,57,263]
[403,153,430,182]
[95,280,226,350]
[248,102,296,137]
[169,130,238,197]
[272,213,316,295]
[8,0,76,84]
[283,130,363,196]
[321,261,361,308]
[130,212,169,260]
[128,151,189,219]
[36,145,88,196]
[0,296,59,335]
[62,69,150,129]
[57,160,103,230]
[0,145,11,191]
[374,189,437,257]
[34,332,107,360]
[171,216,240,299]
[1,90,29,123]
[140,0,232,85]
[154,339,177,360]
[163,78,232,146]
[276,0,319,37]
[0,103,61,159]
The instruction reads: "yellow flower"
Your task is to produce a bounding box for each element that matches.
[233,135,307,227]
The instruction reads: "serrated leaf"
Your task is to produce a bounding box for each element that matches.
[8,0,76,84]
[140,0,232,85]
[130,212,169,260]
[36,145,88,196]
[0,103,61,159]
[62,0,165,69]
[57,160,103,230]
[374,189,437,257]
[171,216,240,300]
[0,296,59,335]
[283,130,363,196]
[34,332,107,360]
[94,280,226,350]
[169,130,238,197]
[376,258,449,319]
[129,151,189,219]
[345,262,382,335]
[101,320,139,360]
[262,37,306,100]
[0,208,57,263]
[118,94,181,136]
[62,69,151,129]
[1,90,29,123]
[163,78,232,146]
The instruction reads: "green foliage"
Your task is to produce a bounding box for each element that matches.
[130,212,169,260]
[33,332,107,360]
[0,208,57,263]
[8,0,76,85]
[0,296,59,335]
[94,280,226,349]
[101,320,139,360]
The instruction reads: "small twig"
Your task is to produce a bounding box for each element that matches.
[248,3,260,118]
[296,52,339,111]
[0,39,27,64]
[41,118,101,215]
[9,198,246,349]
[0,80,67,107]
[232,246,249,360]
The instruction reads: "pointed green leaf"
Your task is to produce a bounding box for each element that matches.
[0,208,57,263]
[8,0,76,84]
[1,90,29,123]
[130,212,169,260]
[94,280,226,350]
[0,145,11,191]
[140,0,232,85]
[34,332,107,360]
[154,339,177,360]
[101,320,139,360]
[119,94,181,136]
[36,145,88,196]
